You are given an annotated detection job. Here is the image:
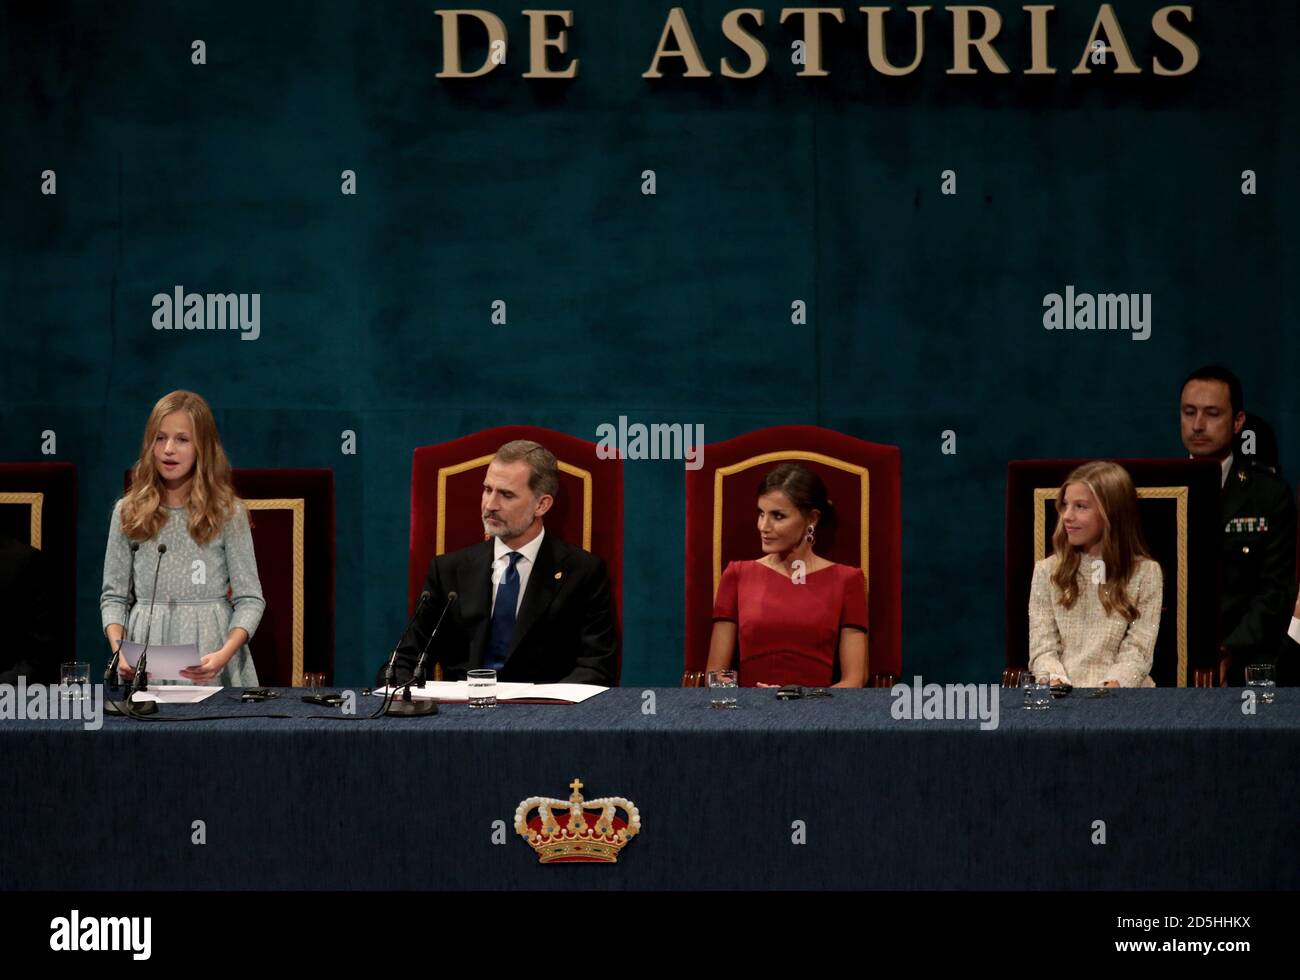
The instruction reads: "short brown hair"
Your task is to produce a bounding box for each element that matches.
[493,440,559,498]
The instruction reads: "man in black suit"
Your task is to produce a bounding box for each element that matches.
[0,535,56,685]
[383,439,618,687]
[1180,366,1297,685]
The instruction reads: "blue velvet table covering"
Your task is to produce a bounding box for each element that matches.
[1,688,1295,890]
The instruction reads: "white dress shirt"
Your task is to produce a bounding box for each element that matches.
[490,527,545,616]
[1220,452,1233,488]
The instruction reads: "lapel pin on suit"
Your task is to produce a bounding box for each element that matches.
[554,571,563,579]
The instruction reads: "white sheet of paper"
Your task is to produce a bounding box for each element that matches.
[371,681,607,704]
[129,686,222,704]
[118,641,204,682]
[524,684,609,703]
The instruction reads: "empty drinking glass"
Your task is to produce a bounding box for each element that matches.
[59,661,90,701]
[467,668,497,708]
[708,670,738,709]
[1021,671,1051,710]
[1245,664,1276,705]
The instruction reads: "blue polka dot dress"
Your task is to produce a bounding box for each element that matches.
[100,500,265,686]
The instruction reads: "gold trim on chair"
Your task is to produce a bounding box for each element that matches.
[714,452,870,596]
[435,454,593,556]
[1033,486,1189,686]
[244,498,306,687]
[0,492,44,549]
[712,451,871,676]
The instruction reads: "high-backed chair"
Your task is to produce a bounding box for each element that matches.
[1237,412,1280,475]
[682,426,902,687]
[409,426,624,682]
[123,468,335,686]
[0,463,76,674]
[1004,458,1221,688]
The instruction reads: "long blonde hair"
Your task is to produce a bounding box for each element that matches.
[1050,461,1152,622]
[119,390,238,545]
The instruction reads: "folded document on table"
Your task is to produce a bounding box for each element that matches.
[126,686,223,704]
[371,681,607,704]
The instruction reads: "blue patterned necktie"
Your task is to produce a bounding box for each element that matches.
[484,552,523,671]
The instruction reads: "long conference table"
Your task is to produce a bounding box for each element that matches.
[1,687,1296,890]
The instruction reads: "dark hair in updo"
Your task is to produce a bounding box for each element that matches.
[758,463,835,530]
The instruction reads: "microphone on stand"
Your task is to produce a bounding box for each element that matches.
[382,590,431,690]
[388,592,458,718]
[104,542,139,692]
[125,542,167,716]
[413,591,457,687]
[370,591,432,719]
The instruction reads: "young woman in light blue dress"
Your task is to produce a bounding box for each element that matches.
[101,390,265,686]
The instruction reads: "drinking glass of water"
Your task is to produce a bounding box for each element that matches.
[708,670,738,708]
[1245,664,1276,705]
[59,661,90,701]
[1021,671,1051,710]
[467,668,497,708]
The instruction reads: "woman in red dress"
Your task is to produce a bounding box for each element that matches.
[706,463,868,688]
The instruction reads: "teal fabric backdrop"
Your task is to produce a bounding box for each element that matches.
[2,1,1296,685]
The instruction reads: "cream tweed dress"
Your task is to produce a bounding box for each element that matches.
[1028,553,1162,688]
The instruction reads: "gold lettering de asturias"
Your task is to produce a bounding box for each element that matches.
[432,6,1199,80]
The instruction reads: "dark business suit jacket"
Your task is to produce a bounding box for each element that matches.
[382,531,618,687]
[1218,459,1297,683]
[0,538,55,684]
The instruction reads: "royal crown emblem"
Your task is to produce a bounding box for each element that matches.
[515,778,640,863]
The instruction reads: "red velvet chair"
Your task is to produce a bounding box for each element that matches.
[1004,459,1221,688]
[683,426,902,687]
[409,427,624,682]
[123,468,335,686]
[0,463,76,666]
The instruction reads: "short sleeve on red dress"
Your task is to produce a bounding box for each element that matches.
[712,561,740,622]
[839,567,868,633]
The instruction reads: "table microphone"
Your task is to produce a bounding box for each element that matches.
[388,592,458,718]
[370,590,432,719]
[412,591,457,686]
[382,589,431,690]
[126,542,167,716]
[104,542,139,692]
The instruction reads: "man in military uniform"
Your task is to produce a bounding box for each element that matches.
[1180,366,1297,685]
